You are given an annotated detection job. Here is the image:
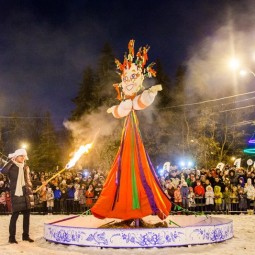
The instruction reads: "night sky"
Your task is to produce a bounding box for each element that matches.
[0,0,254,129]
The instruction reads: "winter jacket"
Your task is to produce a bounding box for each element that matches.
[205,186,214,205]
[54,189,62,199]
[194,185,205,197]
[214,185,223,204]
[1,161,34,212]
[244,179,255,200]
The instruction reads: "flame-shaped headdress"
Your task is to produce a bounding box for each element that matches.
[113,39,157,101]
[115,39,157,78]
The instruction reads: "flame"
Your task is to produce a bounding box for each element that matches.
[66,143,93,169]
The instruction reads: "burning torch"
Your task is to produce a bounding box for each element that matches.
[34,143,93,193]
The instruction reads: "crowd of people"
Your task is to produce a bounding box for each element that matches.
[1,164,255,215]
[161,165,255,214]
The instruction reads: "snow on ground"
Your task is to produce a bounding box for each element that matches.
[0,214,253,255]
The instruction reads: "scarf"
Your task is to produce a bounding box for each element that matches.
[13,160,25,196]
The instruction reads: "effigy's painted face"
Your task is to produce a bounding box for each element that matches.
[121,63,144,96]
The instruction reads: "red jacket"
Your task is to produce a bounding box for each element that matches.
[194,185,205,196]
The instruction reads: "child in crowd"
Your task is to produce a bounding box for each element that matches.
[205,185,214,213]
[188,187,196,211]
[78,184,86,212]
[0,192,6,213]
[85,185,94,209]
[238,188,247,213]
[180,182,189,209]
[46,187,54,215]
[223,186,231,214]
[174,185,182,212]
[214,185,223,213]
[53,186,61,213]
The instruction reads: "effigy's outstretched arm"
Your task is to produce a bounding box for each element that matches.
[133,84,162,110]
[107,99,132,118]
[107,85,162,118]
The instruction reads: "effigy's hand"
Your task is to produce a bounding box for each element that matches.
[107,107,113,113]
[149,84,162,93]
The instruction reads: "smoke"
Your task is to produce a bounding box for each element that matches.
[63,106,119,146]
[185,2,255,103]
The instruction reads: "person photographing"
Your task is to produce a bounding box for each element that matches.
[1,148,34,244]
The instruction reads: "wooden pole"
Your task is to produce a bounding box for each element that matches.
[34,167,67,193]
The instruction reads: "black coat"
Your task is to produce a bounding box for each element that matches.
[1,161,34,212]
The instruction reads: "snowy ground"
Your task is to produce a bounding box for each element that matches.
[0,214,253,255]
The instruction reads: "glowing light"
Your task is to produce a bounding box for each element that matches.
[248,133,255,144]
[21,143,28,149]
[231,156,236,161]
[244,148,255,154]
[158,168,164,177]
[180,161,185,167]
[240,69,247,76]
[229,58,240,70]
[187,161,193,167]
[66,143,93,169]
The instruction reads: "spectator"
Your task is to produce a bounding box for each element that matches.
[205,185,214,213]
[73,183,80,213]
[5,191,12,213]
[46,187,54,215]
[180,182,189,209]
[194,180,205,197]
[60,188,67,213]
[0,191,6,213]
[244,178,255,209]
[85,184,94,209]
[238,188,247,213]
[38,185,47,214]
[174,185,182,212]
[66,183,75,214]
[223,186,231,214]
[78,184,86,212]
[228,169,238,186]
[214,185,223,213]
[53,186,61,213]
[188,187,196,211]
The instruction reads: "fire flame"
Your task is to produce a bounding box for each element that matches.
[66,143,93,169]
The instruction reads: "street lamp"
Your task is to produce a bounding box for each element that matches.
[21,143,28,149]
[229,58,240,70]
[228,57,255,77]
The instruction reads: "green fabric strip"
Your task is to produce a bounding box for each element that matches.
[131,112,140,209]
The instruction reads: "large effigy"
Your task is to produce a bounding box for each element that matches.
[44,40,233,248]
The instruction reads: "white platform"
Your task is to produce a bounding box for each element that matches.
[44,215,233,248]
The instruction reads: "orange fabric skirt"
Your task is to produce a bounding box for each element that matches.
[91,111,171,220]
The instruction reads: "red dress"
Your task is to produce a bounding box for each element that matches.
[91,111,171,220]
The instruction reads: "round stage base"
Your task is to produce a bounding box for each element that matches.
[44,215,233,248]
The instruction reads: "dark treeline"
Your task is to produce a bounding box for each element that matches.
[0,43,252,173]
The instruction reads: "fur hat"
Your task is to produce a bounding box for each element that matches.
[8,148,28,160]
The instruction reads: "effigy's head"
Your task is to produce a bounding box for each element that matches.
[114,39,156,100]
[121,63,144,96]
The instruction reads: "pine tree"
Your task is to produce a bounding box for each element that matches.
[154,59,172,108]
[32,112,61,171]
[70,66,98,120]
[97,42,120,107]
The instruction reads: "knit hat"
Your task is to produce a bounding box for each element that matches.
[8,148,29,160]
[182,181,188,186]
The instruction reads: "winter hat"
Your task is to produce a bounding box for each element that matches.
[8,148,29,160]
[182,181,188,186]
